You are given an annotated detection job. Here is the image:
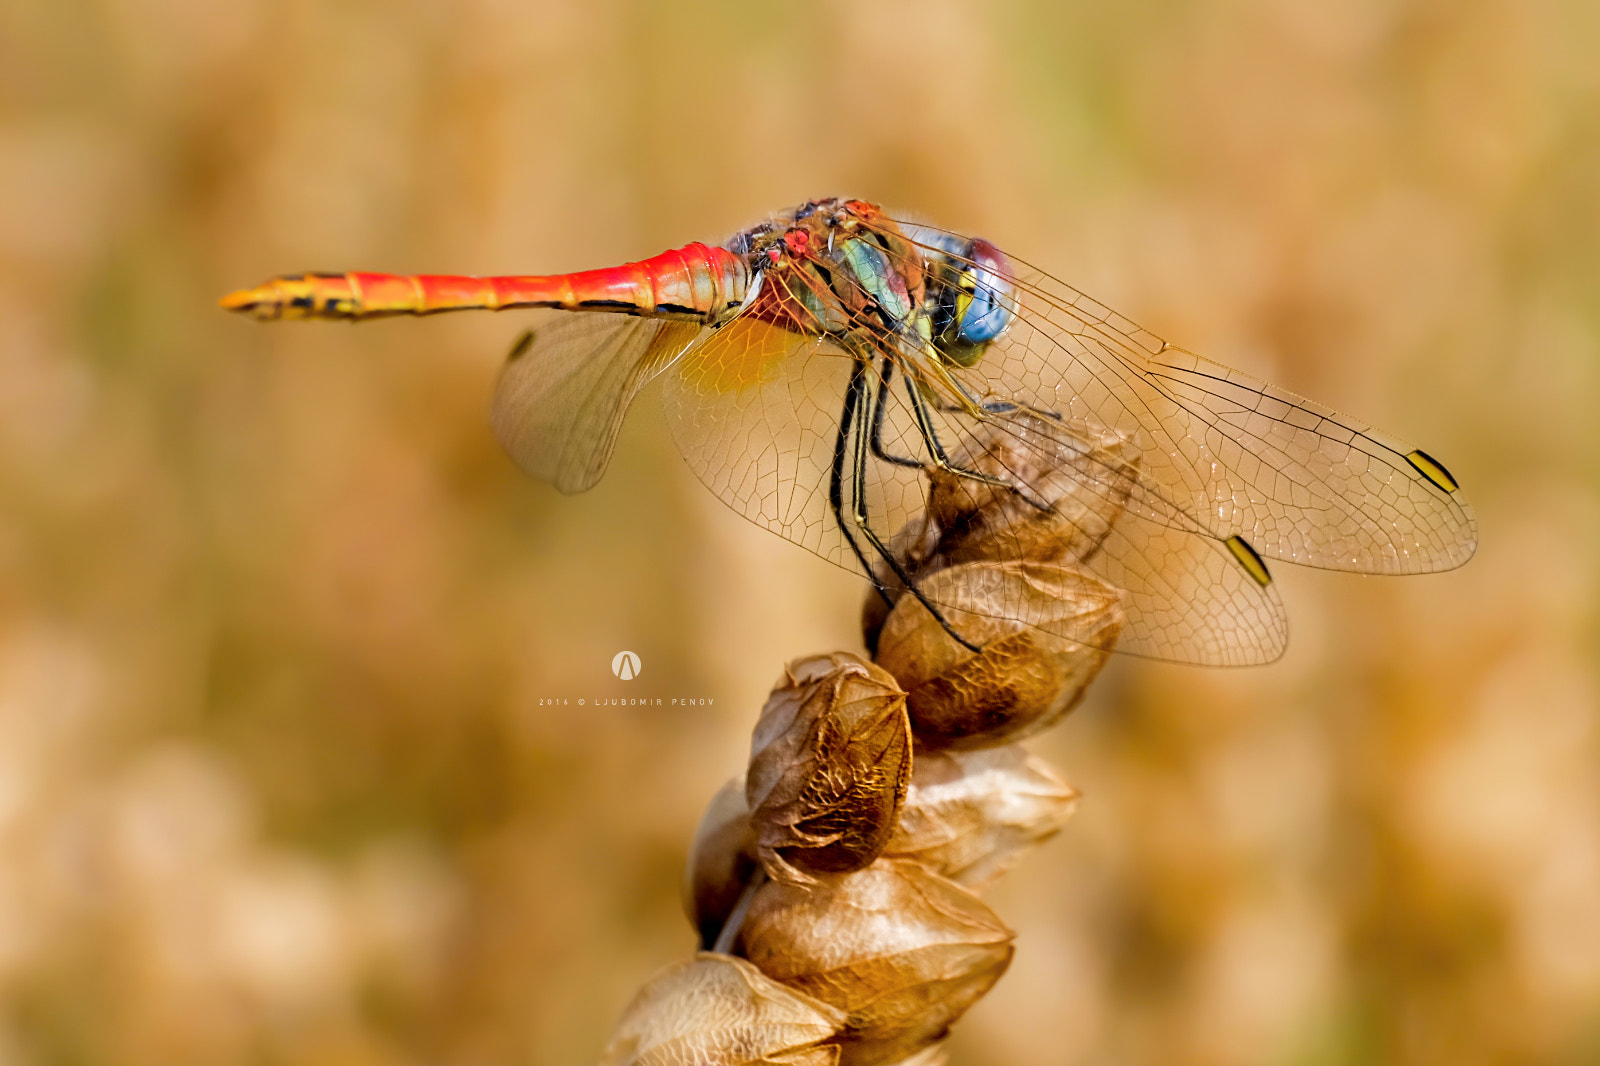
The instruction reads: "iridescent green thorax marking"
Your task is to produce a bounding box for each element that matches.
[734,200,929,346]
[837,236,914,324]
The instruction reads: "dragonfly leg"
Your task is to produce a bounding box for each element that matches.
[868,357,926,468]
[931,375,1057,420]
[867,351,1044,512]
[846,363,983,654]
[831,363,897,612]
[903,376,1054,513]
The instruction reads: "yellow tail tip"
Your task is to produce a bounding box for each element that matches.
[219,285,266,313]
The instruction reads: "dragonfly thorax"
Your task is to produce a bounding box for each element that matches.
[723,199,1019,372]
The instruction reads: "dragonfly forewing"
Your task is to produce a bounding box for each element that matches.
[889,216,1478,576]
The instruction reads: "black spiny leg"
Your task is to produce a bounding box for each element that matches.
[871,352,1039,506]
[832,359,896,611]
[869,357,926,468]
[942,374,1054,419]
[905,373,1003,486]
[902,371,1054,513]
[845,360,982,654]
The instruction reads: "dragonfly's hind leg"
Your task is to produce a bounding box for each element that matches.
[831,362,897,612]
[842,362,983,654]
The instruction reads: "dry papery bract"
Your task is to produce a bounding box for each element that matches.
[689,744,1077,939]
[746,653,912,885]
[735,858,1014,1066]
[863,414,1138,648]
[684,778,759,948]
[598,953,845,1066]
[875,560,1122,749]
[883,745,1079,891]
[862,416,1131,749]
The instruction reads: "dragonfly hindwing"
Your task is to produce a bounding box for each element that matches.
[1224,535,1273,588]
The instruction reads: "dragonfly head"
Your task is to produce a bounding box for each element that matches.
[921,235,1019,368]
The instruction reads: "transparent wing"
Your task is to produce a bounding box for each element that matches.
[661,314,875,565]
[659,305,1286,665]
[890,217,1479,576]
[490,314,705,493]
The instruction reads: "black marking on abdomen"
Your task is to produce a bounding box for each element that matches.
[578,299,636,310]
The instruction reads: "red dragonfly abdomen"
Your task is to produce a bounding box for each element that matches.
[220,242,751,324]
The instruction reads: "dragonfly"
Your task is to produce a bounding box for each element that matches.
[220,197,1476,666]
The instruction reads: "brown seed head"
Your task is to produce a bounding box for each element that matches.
[926,417,1140,570]
[683,779,759,948]
[883,745,1079,890]
[747,653,913,884]
[597,953,845,1066]
[874,561,1123,749]
[735,858,1014,1066]
[862,416,1139,650]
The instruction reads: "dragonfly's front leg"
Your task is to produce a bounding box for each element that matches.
[868,351,1015,486]
[865,342,1019,481]
[897,365,1055,514]
[868,354,1046,511]
[933,372,1065,423]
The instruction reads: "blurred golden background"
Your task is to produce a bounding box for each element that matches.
[2,0,1597,1063]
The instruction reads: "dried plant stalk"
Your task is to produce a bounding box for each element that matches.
[875,1045,947,1066]
[611,415,1126,1065]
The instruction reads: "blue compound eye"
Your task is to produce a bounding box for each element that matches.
[927,237,1017,365]
[953,239,1015,345]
